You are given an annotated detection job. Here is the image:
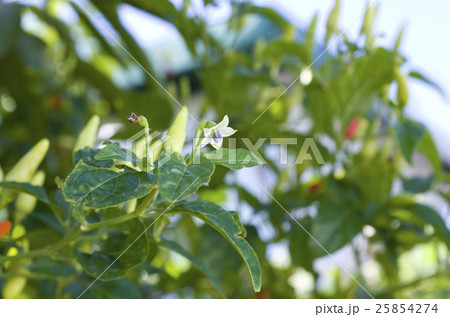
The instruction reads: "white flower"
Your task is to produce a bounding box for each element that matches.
[200,115,237,149]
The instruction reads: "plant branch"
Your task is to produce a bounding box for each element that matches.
[0,190,163,264]
[0,226,82,264]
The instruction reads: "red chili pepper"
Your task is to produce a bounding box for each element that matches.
[0,220,12,238]
[345,118,360,139]
[309,182,323,193]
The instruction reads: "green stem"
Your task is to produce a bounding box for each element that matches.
[0,190,162,264]
[83,212,137,231]
[190,124,206,165]
[141,210,179,218]
[85,189,158,230]
[0,248,47,264]
[0,226,82,264]
[136,188,159,215]
[139,115,151,172]
[49,227,83,251]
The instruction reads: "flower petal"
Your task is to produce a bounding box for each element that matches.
[199,137,212,148]
[211,138,223,149]
[219,127,236,137]
[216,115,229,130]
[203,128,213,137]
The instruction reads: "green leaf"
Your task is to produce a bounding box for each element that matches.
[31,212,65,234]
[0,3,21,59]
[157,153,215,202]
[0,180,67,220]
[62,162,156,208]
[124,0,178,23]
[311,200,364,254]
[177,200,261,292]
[261,40,309,64]
[95,142,144,166]
[73,148,114,168]
[231,211,247,237]
[154,236,225,297]
[75,251,128,280]
[0,181,50,204]
[395,120,425,164]
[26,257,78,278]
[91,0,154,76]
[89,279,142,299]
[410,204,450,247]
[205,148,264,170]
[102,209,150,270]
[240,5,289,30]
[70,2,126,66]
[417,131,441,172]
[410,71,446,98]
[29,7,76,60]
[402,176,433,194]
[75,209,150,281]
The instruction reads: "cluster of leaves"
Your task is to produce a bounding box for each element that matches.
[1,0,449,298]
[0,106,264,298]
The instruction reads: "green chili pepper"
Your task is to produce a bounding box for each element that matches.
[1,139,49,210]
[2,270,27,299]
[180,77,191,104]
[360,2,378,36]
[153,215,170,243]
[14,170,46,223]
[2,240,29,299]
[305,13,318,61]
[5,139,49,183]
[326,0,341,42]
[394,26,405,52]
[164,106,188,154]
[73,115,100,155]
[149,139,163,164]
[395,69,409,108]
[362,138,377,159]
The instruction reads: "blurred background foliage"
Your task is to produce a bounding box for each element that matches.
[0,0,449,298]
